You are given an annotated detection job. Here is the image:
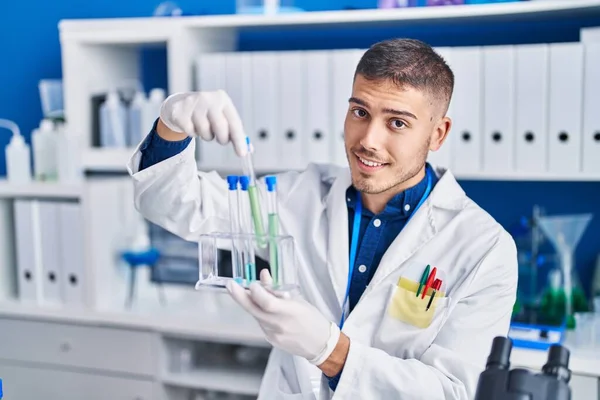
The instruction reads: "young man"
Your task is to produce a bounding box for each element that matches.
[128,38,518,399]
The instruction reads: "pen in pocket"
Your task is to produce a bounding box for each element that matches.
[426,279,442,311]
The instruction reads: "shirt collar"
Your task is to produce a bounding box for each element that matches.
[346,163,437,219]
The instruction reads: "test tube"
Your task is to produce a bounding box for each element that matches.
[227,175,243,284]
[239,175,257,283]
[265,176,279,285]
[241,137,267,246]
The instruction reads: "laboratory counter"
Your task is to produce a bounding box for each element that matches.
[0,300,598,399]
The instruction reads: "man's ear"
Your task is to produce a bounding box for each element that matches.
[429,116,452,152]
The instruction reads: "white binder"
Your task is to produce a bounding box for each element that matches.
[250,51,279,170]
[58,202,86,307]
[449,47,483,175]
[331,49,364,167]
[582,43,600,174]
[515,44,549,174]
[304,51,332,165]
[224,52,253,168]
[38,201,62,305]
[483,46,515,173]
[195,53,227,169]
[428,47,453,169]
[14,200,43,304]
[278,51,306,170]
[548,43,584,174]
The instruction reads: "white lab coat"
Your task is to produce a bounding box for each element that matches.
[127,139,518,400]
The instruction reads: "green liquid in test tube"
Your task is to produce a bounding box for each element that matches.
[239,175,257,283]
[242,137,267,248]
[266,176,280,285]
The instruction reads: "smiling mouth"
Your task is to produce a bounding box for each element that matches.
[355,153,388,171]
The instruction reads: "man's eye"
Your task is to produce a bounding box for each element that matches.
[390,119,406,129]
[352,109,367,118]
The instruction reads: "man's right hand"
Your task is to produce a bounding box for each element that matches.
[158,90,248,157]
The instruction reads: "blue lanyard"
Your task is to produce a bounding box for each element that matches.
[338,169,433,328]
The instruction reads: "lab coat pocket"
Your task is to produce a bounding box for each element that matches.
[388,277,448,329]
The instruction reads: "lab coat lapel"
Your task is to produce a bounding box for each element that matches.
[325,169,353,308]
[365,169,466,293]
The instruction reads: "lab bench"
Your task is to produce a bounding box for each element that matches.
[0,302,599,400]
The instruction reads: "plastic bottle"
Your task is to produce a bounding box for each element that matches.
[128,90,147,147]
[55,122,83,183]
[144,88,166,134]
[99,90,127,148]
[32,119,58,181]
[1,118,32,183]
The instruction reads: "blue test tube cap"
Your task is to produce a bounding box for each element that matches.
[265,176,277,192]
[239,175,250,190]
[1,377,3,398]
[227,175,239,191]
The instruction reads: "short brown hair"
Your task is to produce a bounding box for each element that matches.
[355,38,454,116]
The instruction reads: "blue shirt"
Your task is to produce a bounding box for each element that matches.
[138,125,439,391]
[138,120,191,171]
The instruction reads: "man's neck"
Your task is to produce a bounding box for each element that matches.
[361,165,427,214]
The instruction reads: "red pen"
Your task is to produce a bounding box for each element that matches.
[421,267,437,299]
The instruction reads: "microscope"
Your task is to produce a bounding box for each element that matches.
[474,336,572,400]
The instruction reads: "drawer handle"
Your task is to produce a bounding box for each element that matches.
[60,342,71,352]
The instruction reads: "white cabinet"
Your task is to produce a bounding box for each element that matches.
[0,362,157,400]
[0,317,157,377]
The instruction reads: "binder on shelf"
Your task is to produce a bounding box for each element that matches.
[58,202,86,307]
[515,44,549,174]
[195,53,227,169]
[38,201,62,305]
[224,52,253,167]
[482,45,515,173]
[582,43,600,174]
[278,51,306,170]
[331,49,364,167]
[250,51,279,170]
[14,200,43,304]
[548,43,583,174]
[304,50,332,165]
[448,47,483,175]
[428,47,453,169]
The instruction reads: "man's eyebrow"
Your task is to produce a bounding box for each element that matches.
[348,97,418,120]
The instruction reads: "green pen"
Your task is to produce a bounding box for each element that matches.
[416,264,430,297]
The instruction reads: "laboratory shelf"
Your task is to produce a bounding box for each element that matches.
[82,148,135,172]
[162,366,264,396]
[0,180,83,199]
[59,0,600,42]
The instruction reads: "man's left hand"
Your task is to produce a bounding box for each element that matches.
[226,270,340,366]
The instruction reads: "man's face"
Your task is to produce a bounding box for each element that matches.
[344,74,449,194]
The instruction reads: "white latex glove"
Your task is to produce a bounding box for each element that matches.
[226,270,341,366]
[159,90,248,156]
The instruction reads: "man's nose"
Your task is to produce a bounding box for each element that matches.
[359,121,384,151]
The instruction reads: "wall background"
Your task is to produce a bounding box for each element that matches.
[0,0,599,296]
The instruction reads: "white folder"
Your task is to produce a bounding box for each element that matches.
[515,44,549,174]
[250,51,279,170]
[449,47,483,175]
[278,51,306,170]
[331,49,364,167]
[428,47,453,169]
[483,46,515,174]
[38,201,62,305]
[14,200,43,304]
[195,53,227,169]
[305,51,332,165]
[548,43,584,174]
[583,43,600,174]
[58,202,86,307]
[224,52,253,169]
